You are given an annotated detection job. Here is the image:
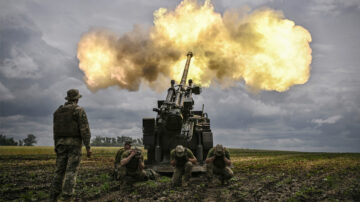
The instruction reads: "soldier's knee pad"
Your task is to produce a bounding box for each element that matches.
[206,163,214,170]
[185,161,193,168]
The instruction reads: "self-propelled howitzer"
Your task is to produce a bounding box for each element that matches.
[143,52,213,172]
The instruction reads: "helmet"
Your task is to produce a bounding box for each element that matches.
[175,145,185,157]
[214,144,224,156]
[125,140,132,146]
[65,89,82,100]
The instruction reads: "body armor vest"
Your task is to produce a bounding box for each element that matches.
[213,156,226,168]
[126,156,139,171]
[53,105,80,138]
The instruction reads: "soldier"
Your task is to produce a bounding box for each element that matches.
[119,147,147,184]
[170,145,197,186]
[113,140,132,180]
[50,89,92,201]
[205,144,233,185]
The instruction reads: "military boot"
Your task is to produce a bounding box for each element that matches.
[59,194,74,202]
[49,192,59,202]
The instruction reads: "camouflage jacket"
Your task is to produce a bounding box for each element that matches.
[170,148,195,168]
[207,147,231,168]
[53,101,91,149]
[121,150,144,172]
[114,148,127,166]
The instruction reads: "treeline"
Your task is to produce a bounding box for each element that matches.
[0,134,37,146]
[91,135,143,147]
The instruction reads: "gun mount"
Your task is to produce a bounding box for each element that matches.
[143,52,213,172]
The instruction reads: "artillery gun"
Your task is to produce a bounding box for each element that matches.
[143,52,213,172]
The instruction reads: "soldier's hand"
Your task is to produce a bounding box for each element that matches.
[130,150,136,157]
[86,148,92,158]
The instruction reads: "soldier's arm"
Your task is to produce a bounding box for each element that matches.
[114,149,122,167]
[187,149,197,164]
[224,149,231,166]
[138,156,145,169]
[205,148,215,163]
[120,150,136,166]
[170,150,176,167]
[77,108,92,156]
[205,156,215,164]
[78,109,91,148]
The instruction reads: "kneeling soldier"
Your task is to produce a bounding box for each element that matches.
[170,145,197,186]
[205,144,234,185]
[113,141,132,180]
[119,148,147,184]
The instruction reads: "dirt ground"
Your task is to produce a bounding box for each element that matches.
[0,146,359,201]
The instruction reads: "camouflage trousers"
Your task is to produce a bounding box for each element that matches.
[113,163,121,180]
[172,161,193,186]
[118,166,148,182]
[50,145,82,197]
[206,163,234,182]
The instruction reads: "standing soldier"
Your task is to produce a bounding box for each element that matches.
[119,147,147,184]
[113,140,132,180]
[50,89,92,201]
[170,145,197,187]
[205,144,233,185]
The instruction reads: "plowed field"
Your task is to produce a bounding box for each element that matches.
[0,146,359,201]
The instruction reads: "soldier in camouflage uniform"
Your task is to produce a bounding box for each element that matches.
[170,145,197,186]
[119,147,147,184]
[205,144,233,185]
[50,89,92,201]
[113,141,132,180]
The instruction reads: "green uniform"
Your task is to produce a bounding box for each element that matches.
[50,101,91,198]
[206,147,234,183]
[118,150,147,182]
[114,148,126,180]
[170,148,195,186]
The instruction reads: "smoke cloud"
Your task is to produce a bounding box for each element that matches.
[77,0,312,92]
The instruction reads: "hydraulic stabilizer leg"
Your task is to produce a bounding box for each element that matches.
[155,145,161,163]
[155,135,161,162]
[197,133,203,162]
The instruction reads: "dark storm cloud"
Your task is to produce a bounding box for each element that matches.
[0,0,359,151]
[0,8,162,144]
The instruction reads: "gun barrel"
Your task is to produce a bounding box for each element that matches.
[180,52,193,86]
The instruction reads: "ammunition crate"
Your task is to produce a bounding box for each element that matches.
[143,118,155,133]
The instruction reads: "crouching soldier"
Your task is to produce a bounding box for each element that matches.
[205,144,234,185]
[113,141,132,180]
[119,147,147,184]
[170,145,197,186]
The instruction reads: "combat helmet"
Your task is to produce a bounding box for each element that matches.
[175,145,185,157]
[214,144,224,156]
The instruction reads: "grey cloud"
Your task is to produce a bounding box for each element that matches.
[2,48,41,79]
[309,0,360,16]
[311,115,342,126]
[0,82,14,101]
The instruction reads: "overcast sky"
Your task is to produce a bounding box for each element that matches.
[0,0,359,152]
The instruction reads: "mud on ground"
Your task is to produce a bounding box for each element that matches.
[0,147,360,201]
